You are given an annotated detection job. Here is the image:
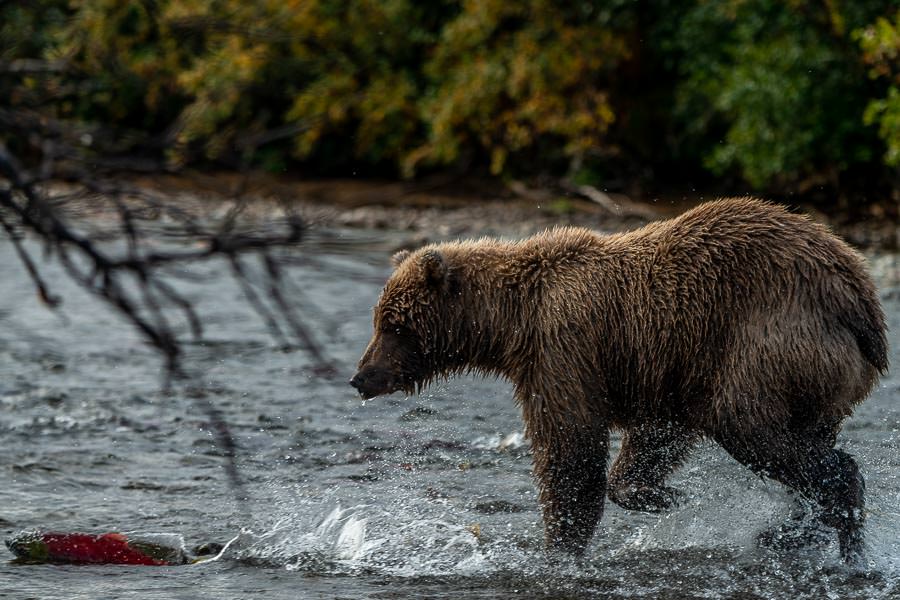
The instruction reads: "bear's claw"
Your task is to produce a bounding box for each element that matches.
[756,517,832,552]
[607,484,682,513]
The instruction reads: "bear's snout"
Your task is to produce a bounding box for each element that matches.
[349,367,395,400]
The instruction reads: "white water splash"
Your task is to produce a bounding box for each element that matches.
[317,506,385,562]
[471,430,527,451]
[222,501,510,577]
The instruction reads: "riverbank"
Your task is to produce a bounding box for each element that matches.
[117,171,897,250]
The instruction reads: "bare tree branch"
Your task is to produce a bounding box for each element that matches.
[0,139,336,506]
[0,211,60,307]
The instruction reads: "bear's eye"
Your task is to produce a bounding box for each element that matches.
[382,324,414,339]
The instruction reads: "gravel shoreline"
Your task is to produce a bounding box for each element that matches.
[43,172,900,254]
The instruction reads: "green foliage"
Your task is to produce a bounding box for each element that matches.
[59,0,187,127]
[0,0,69,59]
[0,0,71,131]
[668,0,885,188]
[411,0,626,176]
[3,0,900,197]
[278,0,448,168]
[859,10,900,166]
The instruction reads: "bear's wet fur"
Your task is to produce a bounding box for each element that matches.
[351,198,887,563]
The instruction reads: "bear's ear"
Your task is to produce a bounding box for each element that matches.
[420,249,447,288]
[391,250,411,268]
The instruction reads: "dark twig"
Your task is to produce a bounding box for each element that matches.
[261,252,335,376]
[0,210,61,307]
[190,393,249,512]
[229,253,290,347]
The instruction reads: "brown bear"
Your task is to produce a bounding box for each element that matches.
[350,197,887,563]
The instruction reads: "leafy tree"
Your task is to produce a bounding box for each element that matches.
[858,9,900,167]
[410,0,628,176]
[666,0,886,190]
[4,0,900,199]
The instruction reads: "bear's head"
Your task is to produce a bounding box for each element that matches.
[350,248,459,400]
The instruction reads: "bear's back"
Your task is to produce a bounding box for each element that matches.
[623,198,867,305]
[526,198,885,422]
[625,198,883,420]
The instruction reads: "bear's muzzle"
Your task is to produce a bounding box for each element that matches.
[349,367,397,400]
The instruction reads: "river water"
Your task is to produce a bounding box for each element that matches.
[1,223,899,599]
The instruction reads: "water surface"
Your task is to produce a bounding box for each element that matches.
[1,227,899,599]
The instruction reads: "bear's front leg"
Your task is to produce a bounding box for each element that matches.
[531,426,610,555]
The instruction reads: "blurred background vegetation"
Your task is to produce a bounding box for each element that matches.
[3,0,900,207]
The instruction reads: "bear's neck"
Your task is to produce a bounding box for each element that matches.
[435,230,625,393]
[442,245,546,382]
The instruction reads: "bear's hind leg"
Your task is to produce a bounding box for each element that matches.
[608,422,696,512]
[756,420,843,552]
[756,494,834,551]
[714,425,865,563]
